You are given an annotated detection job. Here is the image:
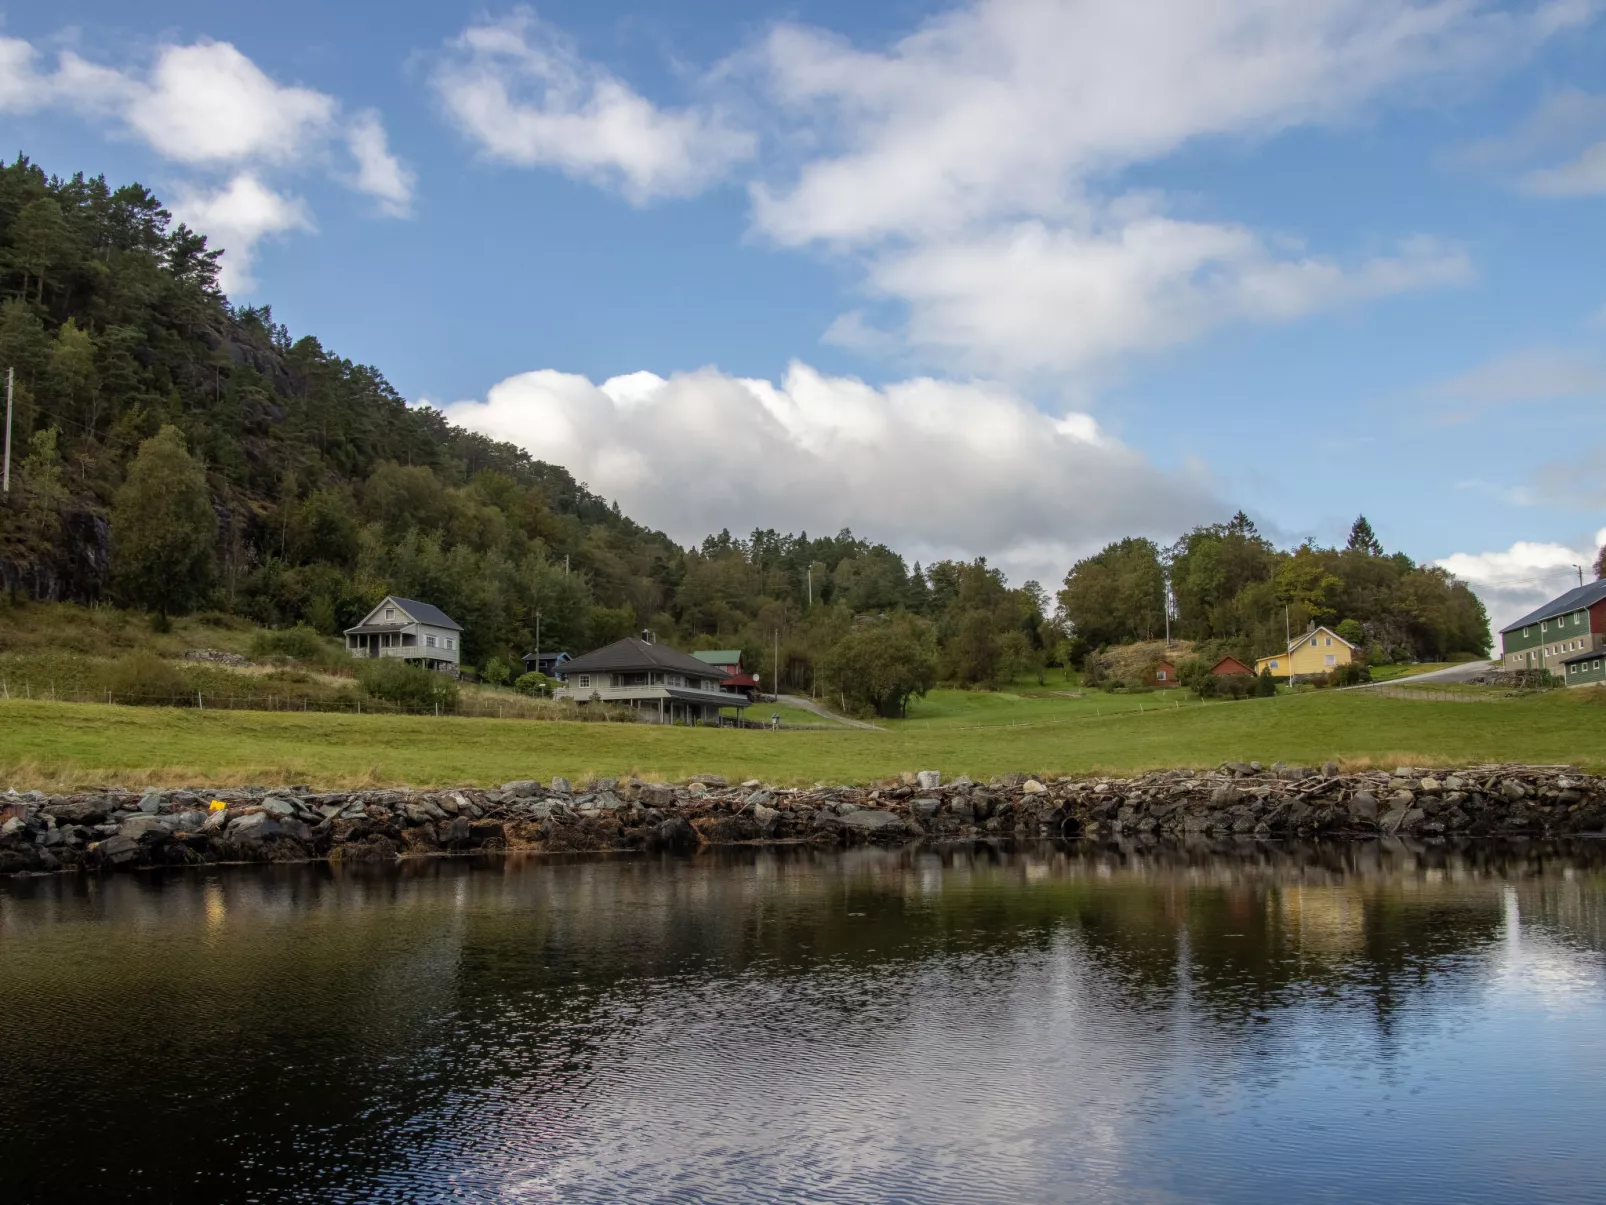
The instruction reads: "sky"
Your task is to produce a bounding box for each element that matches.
[2,0,1604,632]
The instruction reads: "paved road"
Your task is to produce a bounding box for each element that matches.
[1355,661,1494,687]
[773,694,884,731]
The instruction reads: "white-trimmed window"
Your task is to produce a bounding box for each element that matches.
[1269,659,1280,670]
[578,675,591,688]
[1157,669,1168,681]
[1325,655,1336,666]
[426,635,436,648]
[385,607,395,620]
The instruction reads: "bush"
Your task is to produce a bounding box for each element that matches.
[250,625,342,667]
[514,671,559,696]
[357,659,459,712]
[102,651,187,703]
[1194,673,1255,700]
[482,655,511,687]
[1317,662,1372,688]
[1255,667,1278,697]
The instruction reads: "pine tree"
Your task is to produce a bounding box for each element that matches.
[110,425,217,619]
[1346,515,1383,557]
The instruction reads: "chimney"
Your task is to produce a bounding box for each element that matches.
[640,629,652,644]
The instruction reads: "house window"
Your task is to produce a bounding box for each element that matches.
[1269,660,1280,670]
[446,638,454,650]
[1325,655,1336,666]
[426,636,436,648]
[1157,670,1168,681]
[1325,636,1332,645]
[385,608,395,620]
[578,675,591,688]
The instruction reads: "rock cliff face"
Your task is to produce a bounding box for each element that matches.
[2,762,1601,877]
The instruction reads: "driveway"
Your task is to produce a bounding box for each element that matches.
[1354,661,1494,688]
[773,694,884,731]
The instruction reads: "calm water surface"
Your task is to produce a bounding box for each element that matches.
[3,841,1605,1203]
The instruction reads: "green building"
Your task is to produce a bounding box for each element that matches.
[1498,580,1606,683]
[1562,649,1606,688]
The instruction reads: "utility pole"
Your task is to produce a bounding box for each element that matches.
[2,371,12,498]
[807,565,812,607]
[774,629,780,701]
[1163,574,1171,648]
[1285,604,1291,650]
[534,609,541,666]
[1574,564,1585,588]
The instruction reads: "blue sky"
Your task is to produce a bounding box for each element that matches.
[3,1,1604,627]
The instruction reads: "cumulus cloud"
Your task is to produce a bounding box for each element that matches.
[1521,140,1606,195]
[1437,528,1606,633]
[742,0,1591,374]
[0,33,414,289]
[859,220,1469,375]
[433,11,755,202]
[169,175,314,294]
[441,362,1219,585]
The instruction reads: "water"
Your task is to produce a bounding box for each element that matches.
[3,842,1605,1203]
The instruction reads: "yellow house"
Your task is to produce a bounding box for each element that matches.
[1256,626,1356,678]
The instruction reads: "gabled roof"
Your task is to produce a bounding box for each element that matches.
[563,638,727,679]
[1281,625,1355,653]
[1500,580,1606,634]
[692,649,744,666]
[349,596,462,632]
[1210,655,1253,673]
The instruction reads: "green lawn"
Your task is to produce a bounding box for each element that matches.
[2,685,1600,790]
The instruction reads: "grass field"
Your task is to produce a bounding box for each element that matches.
[2,684,1600,790]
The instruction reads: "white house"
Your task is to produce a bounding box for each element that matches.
[554,634,750,725]
[344,596,462,674]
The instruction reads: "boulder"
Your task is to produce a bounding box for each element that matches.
[916,770,942,790]
[94,834,142,866]
[911,798,941,819]
[1021,780,1048,795]
[119,815,170,841]
[260,797,298,817]
[1349,792,1378,823]
[549,777,572,794]
[137,791,165,814]
[501,780,542,796]
[839,809,904,833]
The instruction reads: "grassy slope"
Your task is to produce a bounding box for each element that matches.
[2,686,1600,789]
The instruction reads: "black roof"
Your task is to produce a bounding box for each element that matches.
[1500,580,1606,634]
[562,638,727,679]
[389,597,462,631]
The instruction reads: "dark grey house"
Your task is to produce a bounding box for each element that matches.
[520,650,572,680]
[555,635,749,724]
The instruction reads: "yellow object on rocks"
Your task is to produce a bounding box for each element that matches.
[209,799,227,812]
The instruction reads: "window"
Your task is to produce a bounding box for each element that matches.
[578,675,591,688]
[385,607,395,620]
[1325,636,1333,646]
[1325,655,1336,666]
[1157,670,1168,681]
[426,635,436,648]
[1269,659,1280,670]
[446,638,454,651]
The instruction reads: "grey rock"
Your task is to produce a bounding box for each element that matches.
[1349,792,1378,823]
[403,804,433,826]
[1322,761,1340,778]
[228,812,275,839]
[96,834,141,865]
[442,816,472,846]
[840,809,903,832]
[1021,779,1048,795]
[138,791,165,814]
[752,804,779,833]
[549,777,572,794]
[689,774,728,788]
[1380,806,1425,834]
[1419,777,1443,794]
[1501,779,1527,801]
[119,815,170,840]
[911,798,941,819]
[0,817,24,839]
[916,770,942,790]
[744,790,773,809]
[502,780,543,796]
[260,797,297,817]
[203,809,230,832]
[584,792,623,812]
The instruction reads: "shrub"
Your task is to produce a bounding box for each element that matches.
[1319,662,1372,688]
[514,671,559,696]
[357,659,459,712]
[1255,667,1278,697]
[482,655,511,687]
[1176,657,1212,691]
[250,625,342,667]
[102,651,187,703]
[1194,673,1255,700]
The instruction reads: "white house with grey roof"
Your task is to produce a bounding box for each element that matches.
[344,596,462,674]
[554,634,749,724]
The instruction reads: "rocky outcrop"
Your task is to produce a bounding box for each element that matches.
[1,763,1602,877]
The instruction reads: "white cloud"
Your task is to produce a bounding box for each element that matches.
[441,362,1219,586]
[169,175,314,294]
[433,11,755,203]
[742,0,1579,374]
[0,33,414,289]
[1428,347,1606,423]
[1521,140,1606,195]
[1437,527,1606,633]
[345,109,416,218]
[861,219,1469,375]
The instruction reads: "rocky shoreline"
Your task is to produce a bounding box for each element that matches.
[2,762,1603,877]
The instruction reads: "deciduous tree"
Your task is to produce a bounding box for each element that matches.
[110,425,217,618]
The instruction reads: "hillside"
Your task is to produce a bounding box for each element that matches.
[0,153,1488,711]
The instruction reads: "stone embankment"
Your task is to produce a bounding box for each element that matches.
[2,762,1602,877]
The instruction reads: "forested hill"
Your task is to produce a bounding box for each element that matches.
[0,154,1490,706]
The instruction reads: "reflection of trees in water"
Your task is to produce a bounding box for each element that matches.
[2,842,1604,1199]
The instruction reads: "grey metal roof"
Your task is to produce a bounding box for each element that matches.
[1499,580,1606,634]
[663,685,748,707]
[388,597,462,631]
[1561,648,1605,665]
[562,638,727,679]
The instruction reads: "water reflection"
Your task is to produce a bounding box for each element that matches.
[2,841,1604,1202]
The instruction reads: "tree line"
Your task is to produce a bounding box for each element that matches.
[0,155,1501,717]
